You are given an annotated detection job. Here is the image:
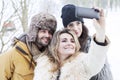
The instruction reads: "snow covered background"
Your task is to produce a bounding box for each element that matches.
[1,0,120,79]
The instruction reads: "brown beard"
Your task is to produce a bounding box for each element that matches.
[36,37,51,48]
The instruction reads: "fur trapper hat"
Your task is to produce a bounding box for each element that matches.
[28,12,57,42]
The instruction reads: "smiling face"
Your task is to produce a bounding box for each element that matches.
[36,29,52,47]
[49,29,80,63]
[57,33,76,60]
[67,21,82,37]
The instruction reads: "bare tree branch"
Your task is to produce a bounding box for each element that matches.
[10,0,22,21]
[0,0,5,27]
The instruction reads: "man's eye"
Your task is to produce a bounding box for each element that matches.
[49,31,53,35]
[41,30,46,33]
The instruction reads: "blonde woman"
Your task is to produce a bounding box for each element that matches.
[34,19,110,80]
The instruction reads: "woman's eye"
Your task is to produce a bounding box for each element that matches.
[77,21,80,24]
[71,39,75,43]
[77,21,81,25]
[68,24,73,27]
[61,40,67,42]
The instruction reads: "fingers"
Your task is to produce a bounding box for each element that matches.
[100,9,104,17]
[93,7,105,26]
[92,7,104,17]
[99,9,105,27]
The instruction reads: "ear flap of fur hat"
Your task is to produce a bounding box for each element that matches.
[27,12,57,42]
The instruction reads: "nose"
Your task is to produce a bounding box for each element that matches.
[72,26,78,34]
[45,32,52,38]
[73,25,78,31]
[66,41,74,49]
[67,41,73,46]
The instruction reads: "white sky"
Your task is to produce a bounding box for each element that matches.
[105,10,120,80]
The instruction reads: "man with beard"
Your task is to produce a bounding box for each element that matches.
[0,12,57,80]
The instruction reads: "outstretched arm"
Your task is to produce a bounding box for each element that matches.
[83,8,110,77]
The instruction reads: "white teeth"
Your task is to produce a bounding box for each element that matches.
[64,46,74,49]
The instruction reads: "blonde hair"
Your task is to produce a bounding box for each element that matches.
[48,28,80,71]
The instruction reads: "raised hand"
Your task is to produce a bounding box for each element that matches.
[93,8,106,42]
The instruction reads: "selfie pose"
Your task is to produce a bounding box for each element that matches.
[61,4,113,80]
[34,7,110,80]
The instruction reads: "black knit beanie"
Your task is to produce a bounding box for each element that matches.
[61,4,84,27]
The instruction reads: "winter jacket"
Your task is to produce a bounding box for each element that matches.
[90,60,113,80]
[0,40,35,80]
[33,37,110,80]
[84,37,113,80]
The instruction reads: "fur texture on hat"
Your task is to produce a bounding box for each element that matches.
[61,4,84,27]
[27,12,57,42]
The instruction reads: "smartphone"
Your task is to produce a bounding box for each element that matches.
[75,6,100,20]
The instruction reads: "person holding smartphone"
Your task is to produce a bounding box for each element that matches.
[61,4,113,80]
